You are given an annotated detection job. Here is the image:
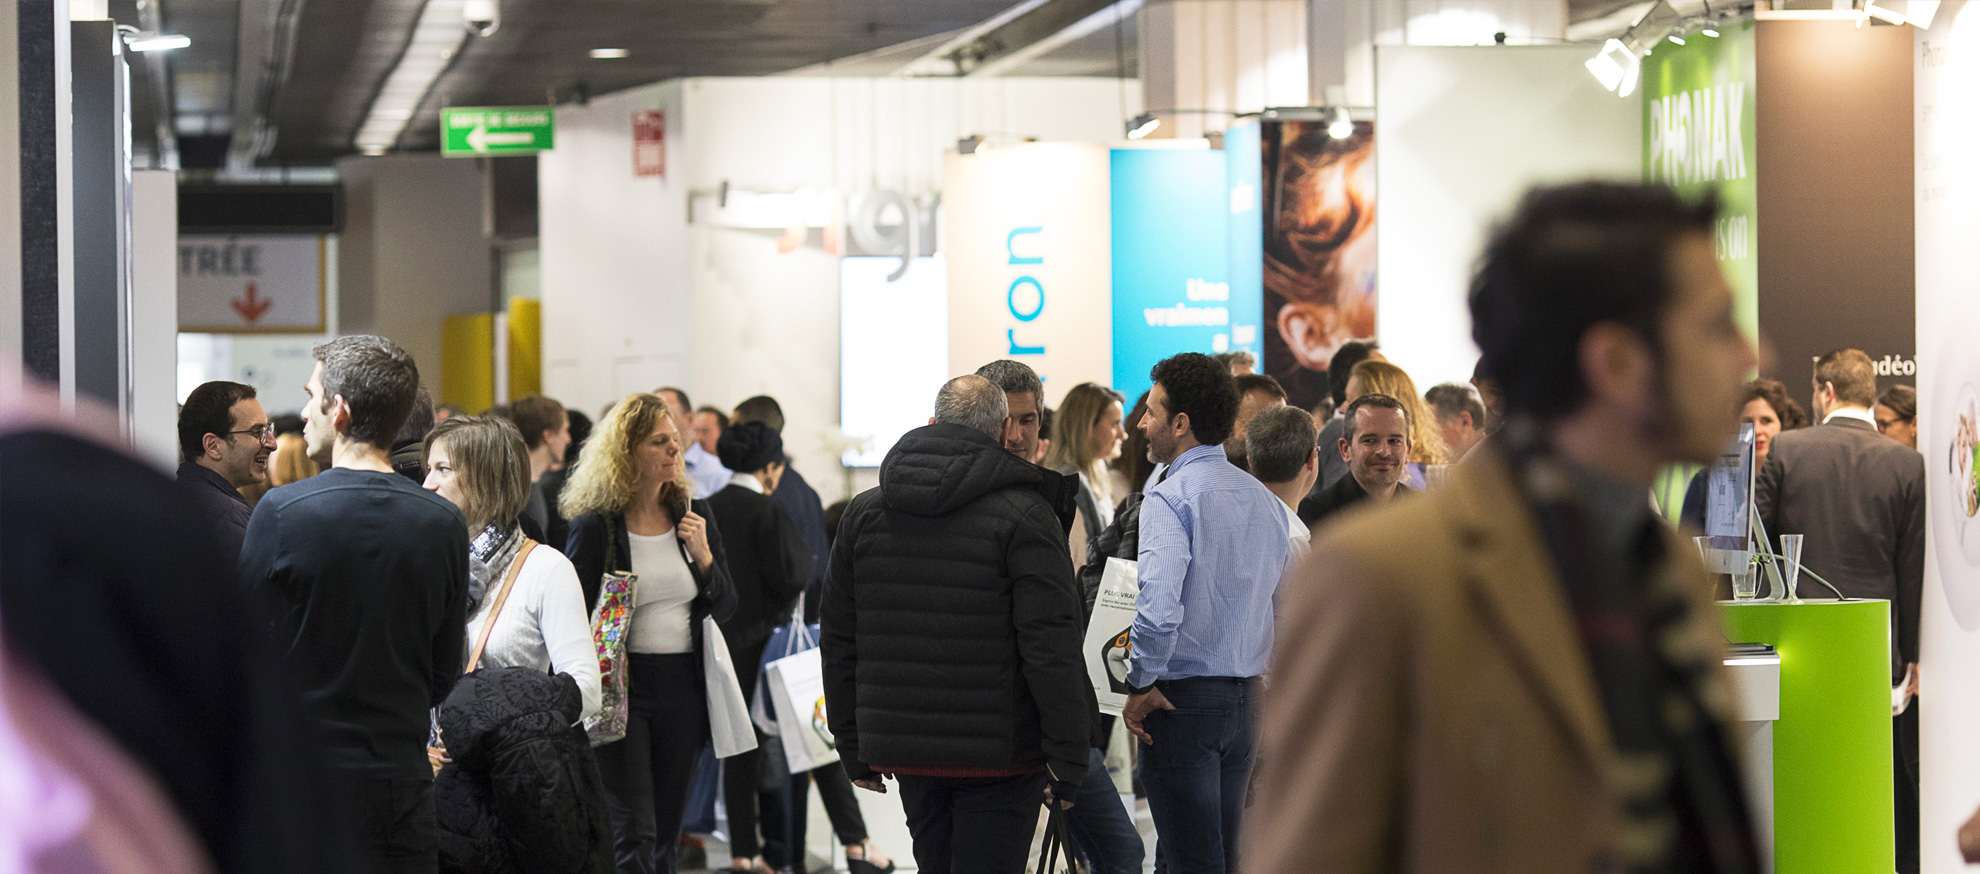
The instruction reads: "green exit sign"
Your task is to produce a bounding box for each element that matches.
[441,106,554,156]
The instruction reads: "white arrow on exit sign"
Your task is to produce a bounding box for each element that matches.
[466,125,535,153]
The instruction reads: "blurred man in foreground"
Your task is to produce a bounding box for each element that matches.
[1251,183,1761,874]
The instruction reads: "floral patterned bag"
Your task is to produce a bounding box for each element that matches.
[584,532,637,746]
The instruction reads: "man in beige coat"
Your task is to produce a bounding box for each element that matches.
[1250,183,1763,874]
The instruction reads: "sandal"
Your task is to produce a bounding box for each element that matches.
[845,842,896,874]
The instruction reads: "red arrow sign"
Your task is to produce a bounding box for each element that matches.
[231,282,272,324]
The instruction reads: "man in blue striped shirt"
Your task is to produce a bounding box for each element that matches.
[1123,352,1293,874]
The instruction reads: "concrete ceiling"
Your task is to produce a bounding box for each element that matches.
[134,0,1623,170]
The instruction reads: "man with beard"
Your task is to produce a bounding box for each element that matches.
[174,380,275,566]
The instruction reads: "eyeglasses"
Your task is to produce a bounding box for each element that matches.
[224,424,274,442]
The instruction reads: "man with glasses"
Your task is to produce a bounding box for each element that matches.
[174,380,274,566]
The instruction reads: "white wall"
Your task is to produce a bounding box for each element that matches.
[1373,45,1641,390]
[336,154,494,390]
[541,77,1140,503]
[131,170,178,468]
[1916,4,1980,871]
[1141,0,1310,139]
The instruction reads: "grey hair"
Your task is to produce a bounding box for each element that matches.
[1245,405,1319,484]
[934,374,1010,440]
[975,359,1044,404]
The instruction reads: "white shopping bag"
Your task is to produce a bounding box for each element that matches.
[1084,557,1140,716]
[701,616,759,759]
[765,646,841,772]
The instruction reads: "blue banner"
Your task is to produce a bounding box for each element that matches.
[1109,147,1258,403]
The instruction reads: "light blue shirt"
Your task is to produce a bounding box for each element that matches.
[1128,443,1292,687]
[685,442,730,499]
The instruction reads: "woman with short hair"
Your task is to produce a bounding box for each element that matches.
[560,393,737,874]
[421,414,609,873]
[423,414,601,718]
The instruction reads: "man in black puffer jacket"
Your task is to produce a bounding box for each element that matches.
[822,374,1091,874]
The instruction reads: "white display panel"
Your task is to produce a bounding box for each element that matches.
[840,255,948,468]
[1374,46,1642,388]
[1916,5,1980,871]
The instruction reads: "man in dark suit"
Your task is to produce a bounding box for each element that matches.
[1755,346,1925,874]
[1300,393,1416,527]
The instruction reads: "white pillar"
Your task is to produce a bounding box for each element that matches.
[1139,0,1311,140]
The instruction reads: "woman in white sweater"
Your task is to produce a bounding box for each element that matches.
[424,414,601,722]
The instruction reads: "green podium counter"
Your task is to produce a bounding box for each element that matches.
[1720,599,1891,874]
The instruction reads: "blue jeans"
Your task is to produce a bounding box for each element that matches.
[1066,745,1144,874]
[1138,677,1257,874]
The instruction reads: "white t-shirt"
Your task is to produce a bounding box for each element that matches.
[463,546,603,722]
[628,530,697,654]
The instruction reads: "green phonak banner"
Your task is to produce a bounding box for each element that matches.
[1641,21,1758,340]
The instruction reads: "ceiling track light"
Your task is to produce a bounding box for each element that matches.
[1327,107,1355,139]
[1127,113,1159,139]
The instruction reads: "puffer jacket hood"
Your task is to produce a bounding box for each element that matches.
[880,423,1048,517]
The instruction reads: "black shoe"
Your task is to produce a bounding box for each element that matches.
[846,858,896,874]
[678,841,707,870]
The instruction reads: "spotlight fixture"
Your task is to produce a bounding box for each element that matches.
[590,48,628,59]
[1668,34,1686,45]
[1127,113,1160,140]
[1327,107,1354,139]
[125,33,191,52]
[957,134,985,155]
[1585,38,1635,92]
[1702,27,1721,36]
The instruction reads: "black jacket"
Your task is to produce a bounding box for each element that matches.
[706,483,811,647]
[434,667,613,874]
[565,498,739,662]
[772,465,830,623]
[3,429,361,874]
[821,423,1090,787]
[172,460,253,567]
[1756,417,1925,680]
[1298,472,1413,528]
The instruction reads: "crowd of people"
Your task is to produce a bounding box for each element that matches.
[0,180,1940,874]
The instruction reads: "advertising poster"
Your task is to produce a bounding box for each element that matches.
[1916,5,1980,871]
[1261,120,1376,412]
[1641,21,1759,341]
[943,144,1113,402]
[1109,146,1254,404]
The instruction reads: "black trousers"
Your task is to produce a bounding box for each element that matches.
[1897,698,1921,874]
[763,761,873,868]
[898,772,1047,874]
[330,772,437,874]
[723,634,771,858]
[595,653,709,874]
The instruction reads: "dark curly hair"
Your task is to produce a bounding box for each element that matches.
[1470,182,1717,421]
[1151,352,1239,446]
[1742,378,1807,431]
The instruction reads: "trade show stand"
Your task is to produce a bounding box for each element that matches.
[1721,599,1893,874]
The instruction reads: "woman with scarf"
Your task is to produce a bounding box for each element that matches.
[423,414,602,720]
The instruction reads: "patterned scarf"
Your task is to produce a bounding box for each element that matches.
[1500,419,1759,874]
[465,522,525,615]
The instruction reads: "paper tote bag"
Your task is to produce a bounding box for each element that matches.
[701,616,759,759]
[764,645,840,772]
[1083,557,1140,716]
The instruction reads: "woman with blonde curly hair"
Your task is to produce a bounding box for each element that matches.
[561,393,737,874]
[1345,359,1450,465]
